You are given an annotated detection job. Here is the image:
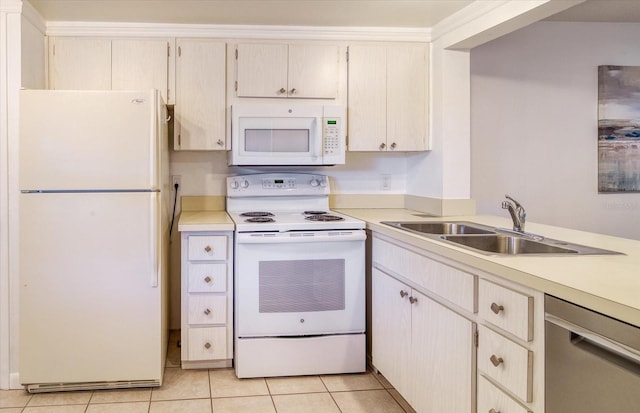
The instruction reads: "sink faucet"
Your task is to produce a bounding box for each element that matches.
[502,195,526,233]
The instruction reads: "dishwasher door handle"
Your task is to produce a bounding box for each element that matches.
[546,313,640,369]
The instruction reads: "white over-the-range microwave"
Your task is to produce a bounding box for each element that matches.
[229,104,346,166]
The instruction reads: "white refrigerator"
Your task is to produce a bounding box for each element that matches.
[18,90,170,393]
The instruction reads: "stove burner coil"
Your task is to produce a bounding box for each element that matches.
[244,217,275,223]
[303,210,328,215]
[304,214,344,222]
[240,212,274,217]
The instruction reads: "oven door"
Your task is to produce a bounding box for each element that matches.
[235,230,366,337]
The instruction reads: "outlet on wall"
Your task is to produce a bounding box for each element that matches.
[382,174,391,190]
[171,175,181,191]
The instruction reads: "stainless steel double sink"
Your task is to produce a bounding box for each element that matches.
[381,221,622,256]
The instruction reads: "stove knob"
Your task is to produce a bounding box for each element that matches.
[241,180,250,189]
[320,179,327,187]
[310,178,320,187]
[230,181,239,190]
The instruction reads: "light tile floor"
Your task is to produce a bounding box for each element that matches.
[0,331,416,413]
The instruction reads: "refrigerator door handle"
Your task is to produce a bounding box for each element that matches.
[151,192,159,287]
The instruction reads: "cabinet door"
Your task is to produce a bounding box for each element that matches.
[175,40,226,150]
[288,44,338,98]
[236,43,288,98]
[371,269,411,396]
[112,39,170,103]
[347,45,387,151]
[387,44,428,151]
[48,37,111,90]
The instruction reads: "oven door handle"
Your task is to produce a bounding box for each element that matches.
[236,231,366,244]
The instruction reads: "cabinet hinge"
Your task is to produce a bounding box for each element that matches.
[235,48,238,60]
[474,330,479,347]
[178,46,181,57]
[235,81,238,92]
[178,133,181,147]
[346,50,349,62]
[167,43,170,57]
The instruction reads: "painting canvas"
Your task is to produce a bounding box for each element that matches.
[598,65,640,193]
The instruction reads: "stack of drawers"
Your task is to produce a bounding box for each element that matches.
[477,278,539,413]
[180,232,233,369]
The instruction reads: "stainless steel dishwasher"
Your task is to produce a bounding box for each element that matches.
[545,295,640,412]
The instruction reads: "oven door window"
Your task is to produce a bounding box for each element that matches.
[259,259,345,313]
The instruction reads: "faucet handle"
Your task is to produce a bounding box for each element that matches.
[505,194,523,209]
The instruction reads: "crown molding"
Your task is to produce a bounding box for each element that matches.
[431,0,509,43]
[44,21,431,42]
[21,0,46,33]
[1,0,22,13]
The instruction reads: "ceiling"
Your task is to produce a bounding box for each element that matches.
[26,0,640,28]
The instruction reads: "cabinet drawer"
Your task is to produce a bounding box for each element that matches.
[188,235,227,261]
[478,325,533,403]
[479,279,533,341]
[188,295,227,325]
[478,375,531,413]
[373,236,475,312]
[188,263,227,293]
[187,327,227,361]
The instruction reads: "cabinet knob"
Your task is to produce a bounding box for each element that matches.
[490,302,505,314]
[379,142,386,150]
[399,290,409,298]
[279,87,286,94]
[290,88,297,94]
[204,245,212,253]
[490,354,504,367]
[204,308,211,315]
[489,409,500,413]
[409,296,418,304]
[390,142,397,149]
[217,139,224,146]
[204,276,212,283]
[204,342,212,349]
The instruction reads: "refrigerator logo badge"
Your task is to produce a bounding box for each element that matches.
[131,99,146,104]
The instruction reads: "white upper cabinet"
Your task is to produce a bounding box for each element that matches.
[112,39,171,104]
[174,39,227,151]
[48,37,172,104]
[48,37,111,90]
[236,43,339,99]
[348,43,429,151]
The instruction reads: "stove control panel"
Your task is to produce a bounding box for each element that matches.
[227,173,329,197]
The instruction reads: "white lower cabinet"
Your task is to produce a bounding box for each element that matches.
[180,231,233,369]
[372,234,475,412]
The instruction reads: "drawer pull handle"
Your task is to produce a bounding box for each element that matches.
[489,409,500,413]
[409,296,418,304]
[490,354,504,367]
[204,342,212,349]
[204,245,212,253]
[204,276,212,283]
[490,303,504,314]
[204,308,211,315]
[400,290,408,298]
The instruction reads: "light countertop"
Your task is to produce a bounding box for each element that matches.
[177,207,640,327]
[178,210,235,232]
[337,208,640,328]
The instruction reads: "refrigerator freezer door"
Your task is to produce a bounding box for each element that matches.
[19,192,164,386]
[19,90,159,191]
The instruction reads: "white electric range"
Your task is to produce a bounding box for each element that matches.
[226,173,366,378]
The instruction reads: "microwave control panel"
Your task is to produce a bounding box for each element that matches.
[323,118,341,156]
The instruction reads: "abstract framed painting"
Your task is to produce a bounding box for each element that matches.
[598,65,640,193]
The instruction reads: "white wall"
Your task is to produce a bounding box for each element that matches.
[471,21,640,240]
[169,151,408,202]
